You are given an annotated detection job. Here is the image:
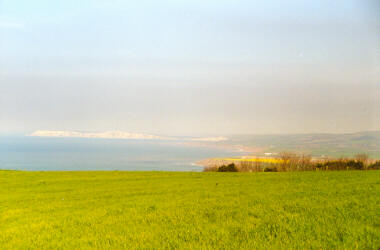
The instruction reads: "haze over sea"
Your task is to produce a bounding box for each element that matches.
[0,136,241,171]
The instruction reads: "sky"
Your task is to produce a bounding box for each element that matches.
[0,0,379,136]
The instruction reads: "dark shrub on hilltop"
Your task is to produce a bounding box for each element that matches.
[218,163,238,172]
[315,163,324,169]
[369,161,380,170]
[263,167,277,172]
[346,160,364,170]
[323,160,347,170]
[321,159,365,171]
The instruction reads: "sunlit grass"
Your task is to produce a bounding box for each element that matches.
[0,171,379,249]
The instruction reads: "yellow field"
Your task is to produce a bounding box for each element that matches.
[213,158,284,164]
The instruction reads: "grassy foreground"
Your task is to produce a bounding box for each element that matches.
[0,171,379,249]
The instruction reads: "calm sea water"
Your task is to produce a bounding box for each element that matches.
[0,137,240,171]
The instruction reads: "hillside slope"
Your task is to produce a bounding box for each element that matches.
[226,131,380,158]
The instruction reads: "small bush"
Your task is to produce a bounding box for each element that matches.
[346,160,364,170]
[355,153,369,167]
[323,160,348,171]
[218,163,238,172]
[263,167,277,172]
[315,163,324,169]
[368,161,380,170]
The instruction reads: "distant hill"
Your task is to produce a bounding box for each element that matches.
[226,131,380,159]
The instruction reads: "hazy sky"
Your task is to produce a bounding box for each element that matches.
[1,0,379,136]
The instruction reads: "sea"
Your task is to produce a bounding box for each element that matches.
[0,136,242,171]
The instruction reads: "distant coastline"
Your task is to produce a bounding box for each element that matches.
[29,130,228,142]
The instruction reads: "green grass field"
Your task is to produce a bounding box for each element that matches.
[0,171,379,249]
